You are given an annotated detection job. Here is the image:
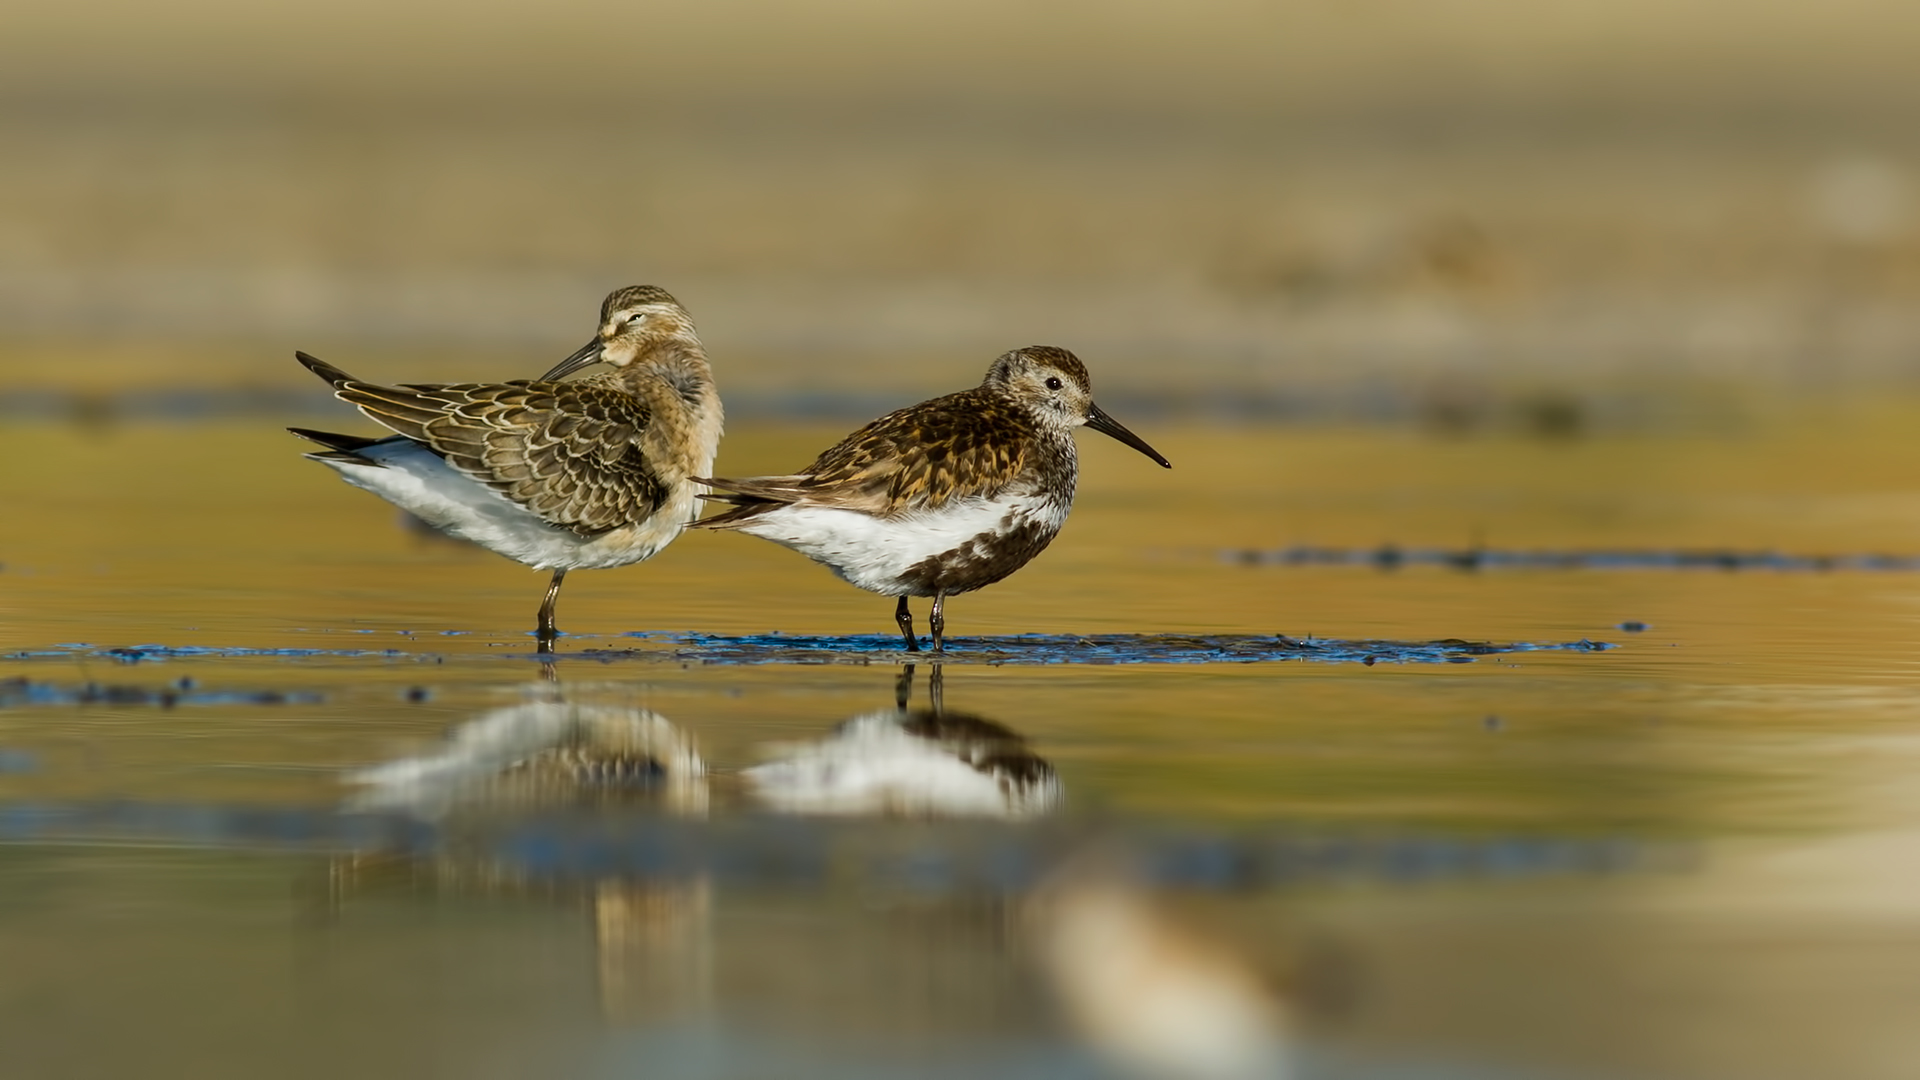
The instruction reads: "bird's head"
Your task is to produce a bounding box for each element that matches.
[543,285,698,380]
[984,346,1171,468]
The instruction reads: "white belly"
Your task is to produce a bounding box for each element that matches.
[319,440,691,571]
[732,494,1069,595]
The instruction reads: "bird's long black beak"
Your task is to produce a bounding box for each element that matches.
[541,338,604,381]
[1086,403,1171,468]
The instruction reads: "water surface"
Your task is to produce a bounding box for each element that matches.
[5,413,1920,1079]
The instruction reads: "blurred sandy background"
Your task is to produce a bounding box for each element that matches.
[4,0,1920,419]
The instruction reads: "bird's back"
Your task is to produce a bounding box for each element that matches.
[700,385,1064,526]
[695,385,1077,596]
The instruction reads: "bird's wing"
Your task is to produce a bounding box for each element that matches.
[701,389,1030,518]
[329,371,664,534]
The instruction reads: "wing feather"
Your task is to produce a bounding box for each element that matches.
[331,375,665,534]
[699,388,1030,522]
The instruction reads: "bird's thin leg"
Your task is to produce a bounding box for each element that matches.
[895,595,919,653]
[536,569,567,652]
[895,663,916,709]
[929,591,947,654]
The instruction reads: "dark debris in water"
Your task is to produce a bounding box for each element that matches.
[0,800,1686,892]
[6,634,1612,669]
[4,643,422,664]
[0,676,322,709]
[1228,545,1920,572]
[588,632,1614,666]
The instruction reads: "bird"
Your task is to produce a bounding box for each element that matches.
[693,346,1169,652]
[744,706,1063,818]
[288,285,723,648]
[343,701,708,818]
[744,665,1063,818]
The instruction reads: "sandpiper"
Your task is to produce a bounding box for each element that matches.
[743,706,1063,818]
[694,346,1169,651]
[344,702,707,817]
[289,285,723,647]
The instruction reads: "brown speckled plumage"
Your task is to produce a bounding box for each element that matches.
[697,346,1090,523]
[895,511,1058,595]
[743,703,1063,818]
[697,387,1041,522]
[300,360,668,535]
[290,285,724,643]
[344,702,708,817]
[694,345,1167,651]
[599,284,681,317]
[895,709,1059,793]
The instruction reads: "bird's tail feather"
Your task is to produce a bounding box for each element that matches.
[288,426,400,466]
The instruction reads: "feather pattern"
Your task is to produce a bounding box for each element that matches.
[300,353,666,536]
[691,345,1166,650]
[698,386,1035,524]
[287,284,725,639]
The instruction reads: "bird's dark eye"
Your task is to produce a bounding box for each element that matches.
[626,313,646,326]
[1045,376,1064,391]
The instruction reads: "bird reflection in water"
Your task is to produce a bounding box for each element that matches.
[748,665,1308,1078]
[329,674,1318,1076]
[738,662,1071,1051]
[344,700,707,818]
[742,664,1063,819]
[334,697,714,1025]
[1027,850,1303,1080]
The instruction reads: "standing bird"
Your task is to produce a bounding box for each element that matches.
[694,346,1168,652]
[288,285,723,647]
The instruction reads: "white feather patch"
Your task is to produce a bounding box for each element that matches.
[315,440,689,570]
[743,711,1062,819]
[731,494,1069,595]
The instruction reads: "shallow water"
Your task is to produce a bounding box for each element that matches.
[6,412,1920,1079]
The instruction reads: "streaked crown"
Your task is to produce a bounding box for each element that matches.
[984,346,1090,395]
[980,346,1096,430]
[600,285,683,323]
[597,284,700,363]
[542,285,702,380]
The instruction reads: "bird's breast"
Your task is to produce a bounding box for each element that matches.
[894,497,1067,595]
[636,378,724,485]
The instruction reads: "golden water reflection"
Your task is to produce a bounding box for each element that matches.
[323,678,1316,1079]
[6,417,1920,1076]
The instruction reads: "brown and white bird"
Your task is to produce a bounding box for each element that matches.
[694,346,1168,652]
[289,285,723,645]
[744,706,1064,818]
